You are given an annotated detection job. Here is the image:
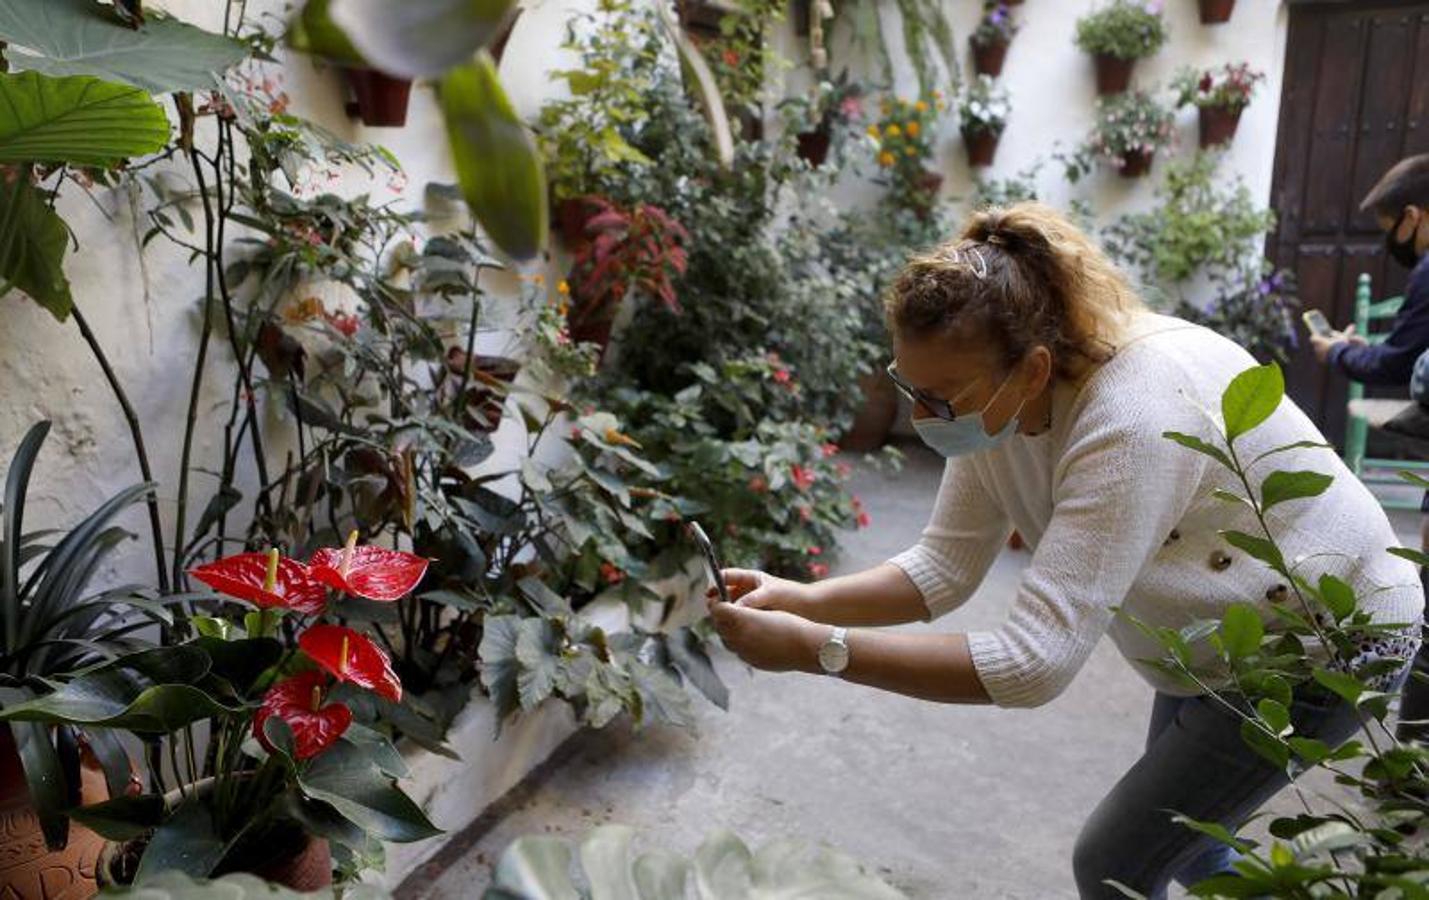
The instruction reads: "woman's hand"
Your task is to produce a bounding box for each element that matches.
[705,589,824,673]
[708,567,819,615]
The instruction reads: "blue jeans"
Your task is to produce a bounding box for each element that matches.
[1072,665,1411,899]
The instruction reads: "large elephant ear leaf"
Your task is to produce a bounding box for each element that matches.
[438,52,547,263]
[0,0,248,94]
[0,173,74,320]
[0,73,170,166]
[328,0,519,78]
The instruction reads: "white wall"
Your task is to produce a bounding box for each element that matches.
[0,0,1289,582]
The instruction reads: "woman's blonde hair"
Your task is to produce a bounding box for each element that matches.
[883,202,1145,380]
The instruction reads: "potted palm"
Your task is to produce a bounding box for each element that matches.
[958,76,1010,168]
[1085,90,1175,178]
[0,543,441,888]
[1174,62,1265,148]
[1,422,186,900]
[1074,0,1168,95]
[969,2,1018,78]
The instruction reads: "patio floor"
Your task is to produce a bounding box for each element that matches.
[399,443,1416,899]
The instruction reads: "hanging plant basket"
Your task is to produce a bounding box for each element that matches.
[962,128,1002,168]
[970,38,1009,77]
[1093,54,1136,95]
[796,126,832,166]
[1198,104,1243,148]
[1118,148,1156,178]
[1198,0,1235,24]
[343,67,413,127]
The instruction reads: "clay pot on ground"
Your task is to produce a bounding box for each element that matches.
[1,724,110,900]
[841,370,900,452]
[1198,104,1243,148]
[1118,148,1156,178]
[911,168,945,220]
[970,38,1008,77]
[1198,0,1235,24]
[1093,54,1135,95]
[343,68,413,127]
[962,128,1001,168]
[796,126,832,167]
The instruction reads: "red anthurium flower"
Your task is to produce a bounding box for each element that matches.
[298,624,402,702]
[308,532,429,602]
[252,670,352,760]
[189,548,327,615]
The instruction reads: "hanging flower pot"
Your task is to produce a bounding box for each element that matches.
[962,128,1001,168]
[1118,148,1156,178]
[1093,54,1136,95]
[970,38,1009,77]
[1198,104,1243,148]
[1198,0,1235,24]
[342,67,413,127]
[910,168,945,220]
[795,126,832,166]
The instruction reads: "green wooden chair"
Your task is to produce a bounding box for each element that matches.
[1343,272,1429,510]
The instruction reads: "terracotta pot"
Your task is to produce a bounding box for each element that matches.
[795,127,832,167]
[1198,104,1243,148]
[841,370,900,452]
[1093,54,1135,95]
[1118,148,1156,178]
[98,827,332,891]
[1198,0,1235,24]
[0,725,109,900]
[970,37,1008,77]
[962,128,1001,168]
[342,68,413,127]
[909,168,945,220]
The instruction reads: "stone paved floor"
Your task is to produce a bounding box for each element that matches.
[402,443,1416,900]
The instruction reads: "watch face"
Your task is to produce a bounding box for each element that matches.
[819,641,849,673]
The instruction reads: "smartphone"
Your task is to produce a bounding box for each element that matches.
[687,521,731,604]
[1302,309,1334,338]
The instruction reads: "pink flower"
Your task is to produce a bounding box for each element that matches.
[791,465,816,491]
[797,505,813,523]
[773,368,792,385]
[748,475,769,494]
[820,443,839,458]
[806,545,822,556]
[808,562,830,579]
[599,561,625,585]
[856,510,871,529]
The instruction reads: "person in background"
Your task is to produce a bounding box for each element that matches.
[1312,154,1429,742]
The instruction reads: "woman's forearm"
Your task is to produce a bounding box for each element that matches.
[799,562,934,627]
[796,625,993,704]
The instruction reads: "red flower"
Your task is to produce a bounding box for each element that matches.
[772,368,792,385]
[253,670,351,760]
[797,505,812,523]
[722,48,739,67]
[808,562,830,579]
[856,510,871,529]
[308,533,429,602]
[834,462,852,478]
[325,311,359,337]
[806,545,823,556]
[599,561,625,585]
[1198,73,1214,94]
[791,465,816,492]
[820,443,840,458]
[299,624,402,702]
[189,549,327,615]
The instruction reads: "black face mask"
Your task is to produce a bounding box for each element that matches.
[1387,209,1423,270]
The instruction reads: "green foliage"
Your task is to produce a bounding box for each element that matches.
[0,72,169,167]
[1064,90,1173,181]
[485,824,909,899]
[1104,152,1276,291]
[0,173,75,319]
[1074,0,1168,61]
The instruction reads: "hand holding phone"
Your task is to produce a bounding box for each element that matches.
[1302,309,1334,338]
[687,521,731,604]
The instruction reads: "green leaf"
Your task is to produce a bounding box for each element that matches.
[1256,698,1291,737]
[514,617,560,711]
[9,718,68,849]
[1316,575,1356,623]
[328,0,519,78]
[1258,470,1332,512]
[490,836,579,899]
[1311,668,1364,705]
[69,794,165,841]
[478,614,522,726]
[1162,431,1233,471]
[1247,440,1333,469]
[438,52,547,262]
[0,173,73,319]
[1220,530,1286,572]
[628,661,694,729]
[1219,604,1264,661]
[0,0,248,93]
[1289,821,1367,859]
[299,740,441,842]
[578,825,639,900]
[1389,546,1429,568]
[287,0,364,65]
[633,848,691,899]
[134,796,226,881]
[0,73,169,166]
[1221,364,1284,441]
[663,627,729,711]
[1169,815,1252,855]
[1287,737,1329,765]
[1240,718,1290,769]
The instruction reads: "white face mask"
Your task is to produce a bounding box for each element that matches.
[911,371,1027,458]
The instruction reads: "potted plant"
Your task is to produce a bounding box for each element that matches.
[1197,0,1235,24]
[868,92,947,219]
[1083,90,1175,178]
[958,75,1011,168]
[1174,62,1265,148]
[0,544,441,888]
[969,2,1018,77]
[780,71,866,168]
[1074,0,1169,95]
[1,422,189,900]
[1175,265,1299,364]
[288,0,414,127]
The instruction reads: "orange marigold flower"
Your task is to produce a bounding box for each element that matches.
[878,151,895,167]
[905,121,921,138]
[884,123,902,138]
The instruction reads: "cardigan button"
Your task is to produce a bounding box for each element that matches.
[1265,584,1289,603]
[1209,550,1233,572]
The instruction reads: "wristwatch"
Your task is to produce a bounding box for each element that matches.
[817,626,850,675]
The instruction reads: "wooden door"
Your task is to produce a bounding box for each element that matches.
[1268,1,1429,446]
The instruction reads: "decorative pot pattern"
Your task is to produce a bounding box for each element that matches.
[1,726,109,900]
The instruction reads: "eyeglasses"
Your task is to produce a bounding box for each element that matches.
[886,363,980,422]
